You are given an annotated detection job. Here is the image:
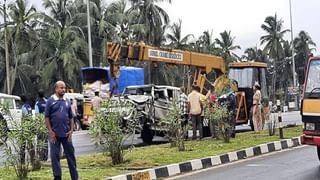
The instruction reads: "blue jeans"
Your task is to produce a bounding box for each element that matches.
[50,137,78,180]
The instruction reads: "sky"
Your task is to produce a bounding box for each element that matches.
[24,0,320,55]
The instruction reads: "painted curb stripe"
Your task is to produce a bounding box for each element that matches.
[236,150,247,160]
[253,146,262,156]
[167,164,180,177]
[106,137,302,180]
[179,162,192,173]
[155,167,169,178]
[267,143,276,152]
[220,154,230,164]
[201,158,212,169]
[281,140,289,149]
[292,138,299,146]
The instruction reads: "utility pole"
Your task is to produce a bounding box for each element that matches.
[289,0,298,109]
[4,0,10,94]
[87,0,93,67]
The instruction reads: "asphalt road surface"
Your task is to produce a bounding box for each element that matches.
[171,146,320,180]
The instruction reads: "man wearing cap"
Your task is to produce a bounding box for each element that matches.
[252,81,262,132]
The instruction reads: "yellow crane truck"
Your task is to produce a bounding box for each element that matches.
[104,42,269,137]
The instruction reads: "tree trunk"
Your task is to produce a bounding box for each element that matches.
[111,146,123,165]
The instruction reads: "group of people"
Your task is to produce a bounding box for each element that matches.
[21,81,79,180]
[178,83,236,140]
[178,80,264,139]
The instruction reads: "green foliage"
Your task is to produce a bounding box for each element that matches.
[0,126,303,179]
[160,100,186,151]
[89,99,137,165]
[0,104,47,179]
[205,103,231,143]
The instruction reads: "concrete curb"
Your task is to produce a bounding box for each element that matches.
[105,137,301,180]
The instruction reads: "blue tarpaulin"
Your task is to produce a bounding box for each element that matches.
[80,66,144,95]
[107,66,144,94]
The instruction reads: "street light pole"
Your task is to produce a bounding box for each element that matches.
[289,0,296,87]
[289,0,298,109]
[87,0,93,67]
[3,0,10,94]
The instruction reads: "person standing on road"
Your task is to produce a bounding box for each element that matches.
[91,90,103,111]
[188,85,203,140]
[252,81,262,133]
[35,91,49,161]
[45,81,79,180]
[178,87,188,139]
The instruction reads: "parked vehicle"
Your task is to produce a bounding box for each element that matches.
[300,55,320,160]
[80,66,144,127]
[0,93,22,142]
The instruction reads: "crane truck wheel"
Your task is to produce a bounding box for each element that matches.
[141,123,154,144]
[317,146,320,161]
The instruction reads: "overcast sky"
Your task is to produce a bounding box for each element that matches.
[25,0,320,55]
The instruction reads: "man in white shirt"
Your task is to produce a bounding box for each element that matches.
[91,90,103,111]
[188,85,203,140]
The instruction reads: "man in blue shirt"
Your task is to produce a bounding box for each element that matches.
[21,95,32,116]
[45,81,78,180]
[35,91,47,114]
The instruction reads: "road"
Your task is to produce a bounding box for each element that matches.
[236,110,301,131]
[72,130,168,156]
[171,145,320,180]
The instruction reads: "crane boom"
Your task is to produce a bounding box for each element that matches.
[106,42,226,92]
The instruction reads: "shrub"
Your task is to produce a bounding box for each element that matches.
[89,99,137,165]
[0,104,47,179]
[205,103,231,143]
[160,100,186,151]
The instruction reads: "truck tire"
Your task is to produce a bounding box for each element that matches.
[317,146,320,161]
[141,123,154,144]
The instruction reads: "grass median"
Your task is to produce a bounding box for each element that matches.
[0,126,302,180]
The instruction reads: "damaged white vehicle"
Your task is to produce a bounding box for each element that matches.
[120,84,181,143]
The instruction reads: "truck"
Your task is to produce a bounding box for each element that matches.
[228,62,269,130]
[80,66,144,128]
[300,55,320,160]
[106,41,269,142]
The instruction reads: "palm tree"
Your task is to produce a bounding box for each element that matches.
[39,26,86,91]
[105,0,144,43]
[127,0,172,84]
[165,19,194,87]
[128,0,171,45]
[260,14,289,102]
[5,0,40,95]
[39,0,87,91]
[215,30,241,64]
[166,19,194,49]
[244,47,267,62]
[293,30,316,85]
[280,40,293,104]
